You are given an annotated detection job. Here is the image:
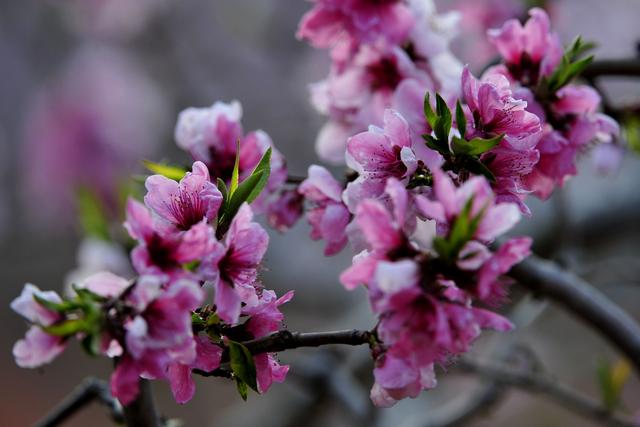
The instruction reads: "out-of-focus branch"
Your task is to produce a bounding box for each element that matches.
[509,254,640,373]
[242,330,373,355]
[583,59,640,79]
[35,377,122,427]
[457,358,636,427]
[122,380,161,427]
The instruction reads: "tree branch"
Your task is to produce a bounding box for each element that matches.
[242,329,373,355]
[35,377,122,427]
[509,254,640,373]
[457,358,636,427]
[122,379,161,427]
[583,59,640,79]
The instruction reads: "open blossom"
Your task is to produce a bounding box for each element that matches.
[311,43,432,163]
[302,0,462,165]
[125,198,216,280]
[344,109,441,211]
[201,204,269,324]
[11,285,67,368]
[174,100,287,213]
[266,189,304,232]
[461,67,542,209]
[299,165,350,256]
[110,275,205,405]
[488,7,563,86]
[415,169,521,242]
[341,174,528,406]
[243,289,295,393]
[297,0,414,63]
[144,161,222,231]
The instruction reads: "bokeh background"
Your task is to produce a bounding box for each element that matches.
[1,0,639,426]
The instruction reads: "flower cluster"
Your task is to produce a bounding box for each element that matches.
[299,0,462,164]
[11,1,623,415]
[295,3,619,407]
[340,171,530,406]
[12,132,294,405]
[174,100,297,228]
[486,8,620,199]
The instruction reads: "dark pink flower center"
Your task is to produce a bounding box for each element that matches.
[147,234,180,270]
[367,57,403,91]
[167,189,207,231]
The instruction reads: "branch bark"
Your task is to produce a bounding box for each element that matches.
[242,329,373,355]
[509,254,640,372]
[583,59,640,79]
[122,380,161,427]
[457,358,636,427]
[35,377,122,427]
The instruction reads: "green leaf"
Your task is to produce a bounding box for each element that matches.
[235,378,249,401]
[452,134,503,157]
[143,161,187,181]
[81,332,101,356]
[76,187,110,241]
[230,140,241,196]
[43,319,91,336]
[33,295,79,313]
[422,134,449,156]
[246,148,272,204]
[217,178,228,205]
[455,100,467,139]
[423,92,437,128]
[228,341,258,393]
[597,359,631,411]
[463,157,497,182]
[434,94,452,143]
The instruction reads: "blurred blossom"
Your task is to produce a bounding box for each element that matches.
[22,46,169,226]
[64,238,132,293]
[57,0,168,40]
[438,0,524,70]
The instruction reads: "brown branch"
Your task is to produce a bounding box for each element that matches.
[583,59,640,79]
[242,329,373,355]
[122,380,161,427]
[509,254,640,373]
[457,358,636,427]
[35,377,122,427]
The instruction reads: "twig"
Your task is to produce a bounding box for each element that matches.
[509,254,640,373]
[583,59,640,79]
[122,379,161,427]
[457,358,636,427]
[34,377,122,427]
[242,329,372,355]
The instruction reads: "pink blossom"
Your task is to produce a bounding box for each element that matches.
[488,7,563,85]
[344,109,434,210]
[125,199,217,279]
[174,101,287,212]
[312,44,431,163]
[110,275,204,405]
[11,284,67,368]
[297,0,414,63]
[201,204,269,324]
[476,237,531,304]
[243,289,295,393]
[22,47,167,226]
[462,67,541,149]
[299,165,350,255]
[415,169,521,242]
[266,189,304,232]
[144,161,222,231]
[166,335,223,404]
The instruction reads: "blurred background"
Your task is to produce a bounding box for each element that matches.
[1,0,639,425]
